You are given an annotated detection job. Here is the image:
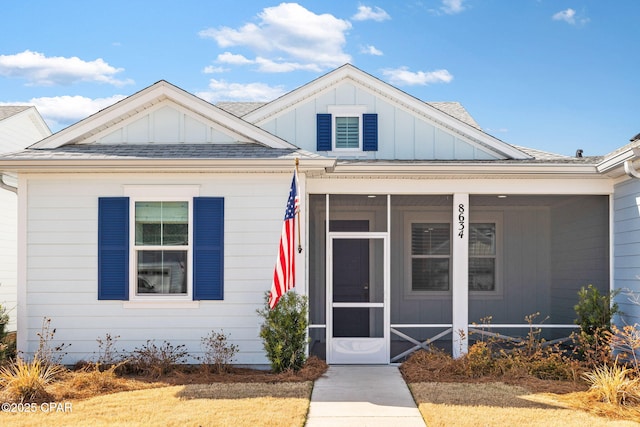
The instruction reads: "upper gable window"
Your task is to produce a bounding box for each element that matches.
[317,106,378,152]
[335,116,360,149]
[329,106,366,151]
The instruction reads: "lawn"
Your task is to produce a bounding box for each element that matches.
[2,353,640,426]
[409,381,640,427]
[1,383,312,427]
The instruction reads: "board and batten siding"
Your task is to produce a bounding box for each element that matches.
[21,173,296,365]
[550,196,610,324]
[613,179,640,325]
[259,81,499,161]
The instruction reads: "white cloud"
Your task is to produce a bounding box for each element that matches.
[352,5,391,22]
[196,78,286,102]
[217,52,254,65]
[552,8,590,26]
[0,50,133,87]
[2,94,126,130]
[199,3,352,71]
[361,45,383,56]
[203,65,228,74]
[382,67,453,86]
[441,0,466,15]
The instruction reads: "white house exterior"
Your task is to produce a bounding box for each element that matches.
[0,106,50,332]
[0,65,637,365]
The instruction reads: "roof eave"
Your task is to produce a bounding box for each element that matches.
[597,147,640,176]
[0,157,336,174]
[332,162,600,176]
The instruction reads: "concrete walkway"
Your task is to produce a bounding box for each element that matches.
[305,365,426,426]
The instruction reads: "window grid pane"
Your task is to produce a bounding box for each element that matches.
[135,201,188,246]
[411,223,451,291]
[335,116,359,149]
[137,250,187,295]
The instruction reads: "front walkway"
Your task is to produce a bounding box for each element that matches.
[305,365,426,426]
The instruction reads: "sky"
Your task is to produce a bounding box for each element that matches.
[1,0,638,157]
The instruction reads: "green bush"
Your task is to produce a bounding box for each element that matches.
[257,291,308,373]
[574,284,620,337]
[573,285,620,367]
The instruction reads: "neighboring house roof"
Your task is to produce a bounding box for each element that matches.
[0,106,30,121]
[216,102,266,117]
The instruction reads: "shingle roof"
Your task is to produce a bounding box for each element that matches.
[216,102,266,117]
[0,143,323,161]
[427,102,481,130]
[0,106,30,121]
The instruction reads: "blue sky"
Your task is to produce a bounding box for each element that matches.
[1,0,638,156]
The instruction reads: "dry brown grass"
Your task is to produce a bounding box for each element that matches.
[0,356,327,426]
[0,383,312,427]
[402,349,640,425]
[410,382,640,427]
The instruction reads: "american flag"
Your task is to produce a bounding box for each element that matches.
[269,170,299,309]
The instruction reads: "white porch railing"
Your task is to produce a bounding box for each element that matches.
[390,323,580,362]
[390,324,453,362]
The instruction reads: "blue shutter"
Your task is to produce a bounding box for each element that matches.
[193,197,224,300]
[363,113,378,151]
[316,113,332,151]
[98,197,129,300]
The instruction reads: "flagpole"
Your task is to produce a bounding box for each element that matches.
[295,158,302,253]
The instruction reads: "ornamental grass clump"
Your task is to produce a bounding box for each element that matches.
[0,357,64,403]
[582,362,640,406]
[257,291,308,373]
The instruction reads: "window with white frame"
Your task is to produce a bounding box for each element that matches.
[328,105,367,151]
[410,223,451,291]
[123,185,199,301]
[407,212,501,295]
[135,201,189,295]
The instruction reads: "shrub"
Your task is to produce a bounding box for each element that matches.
[0,358,64,402]
[200,329,239,373]
[257,291,308,373]
[610,324,640,373]
[34,317,71,366]
[128,340,189,377]
[582,362,640,405]
[574,284,620,337]
[95,333,124,368]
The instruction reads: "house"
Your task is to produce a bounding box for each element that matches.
[0,106,51,332]
[0,64,637,365]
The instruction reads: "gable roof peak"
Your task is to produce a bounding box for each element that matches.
[31,79,295,150]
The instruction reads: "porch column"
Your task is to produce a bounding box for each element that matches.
[452,193,469,358]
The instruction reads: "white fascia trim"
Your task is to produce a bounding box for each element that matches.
[331,162,599,175]
[0,158,336,173]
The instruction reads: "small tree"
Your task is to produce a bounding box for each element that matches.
[257,291,308,373]
[574,284,620,337]
[573,285,620,366]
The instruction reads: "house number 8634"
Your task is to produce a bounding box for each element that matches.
[458,204,465,238]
